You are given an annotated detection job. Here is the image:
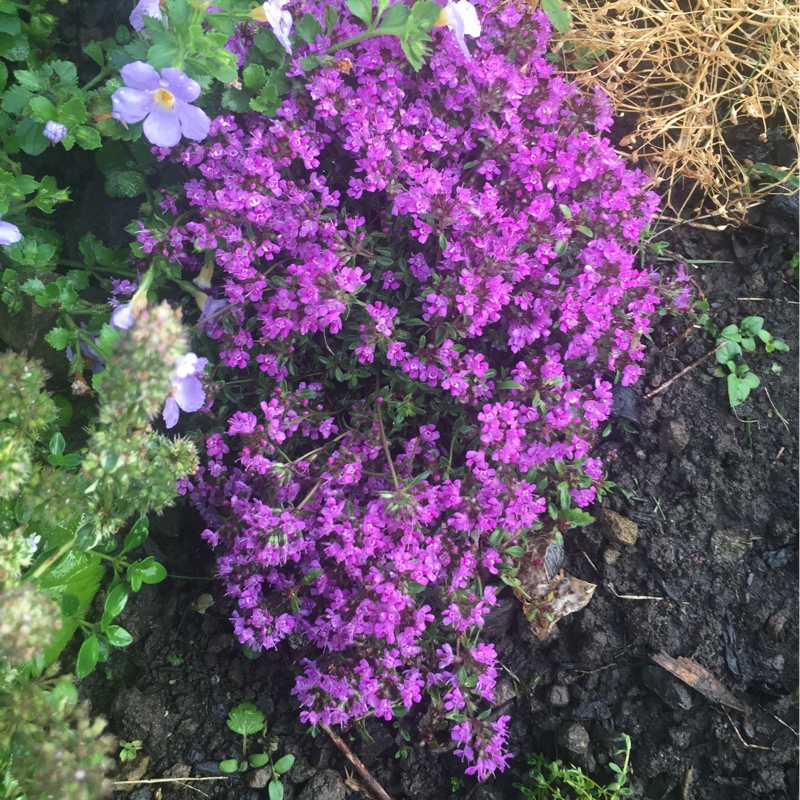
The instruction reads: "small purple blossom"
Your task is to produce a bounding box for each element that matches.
[111,62,210,148]
[43,120,67,143]
[0,215,21,246]
[110,302,135,330]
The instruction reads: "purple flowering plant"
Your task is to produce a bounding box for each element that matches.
[120,0,692,781]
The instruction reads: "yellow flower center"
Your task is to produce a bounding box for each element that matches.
[250,5,267,22]
[434,7,449,27]
[154,88,175,110]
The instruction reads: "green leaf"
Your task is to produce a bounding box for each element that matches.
[44,326,72,350]
[17,118,47,156]
[272,754,294,775]
[541,0,573,33]
[249,753,270,768]
[719,324,741,342]
[60,592,80,617]
[740,316,764,336]
[560,508,595,528]
[0,11,21,35]
[715,340,741,364]
[206,12,235,35]
[122,517,149,554]
[242,63,267,90]
[505,545,524,558]
[49,432,66,455]
[219,760,240,774]
[740,337,756,352]
[227,702,266,736]
[85,41,104,67]
[498,380,525,390]
[268,779,284,800]
[105,625,134,647]
[105,168,146,198]
[60,97,89,126]
[74,125,102,150]
[102,583,130,625]
[399,0,440,70]
[15,69,45,92]
[127,556,167,591]
[347,0,373,26]
[296,12,323,43]
[76,635,100,678]
[379,3,410,29]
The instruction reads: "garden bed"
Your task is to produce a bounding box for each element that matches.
[78,182,798,800]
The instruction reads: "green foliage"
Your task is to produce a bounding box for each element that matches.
[119,739,143,762]
[715,316,789,407]
[515,733,632,799]
[219,702,294,797]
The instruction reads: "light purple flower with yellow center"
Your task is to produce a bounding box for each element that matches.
[43,120,68,143]
[111,62,210,148]
[130,0,164,31]
[434,0,481,58]
[251,0,293,54]
[0,214,21,246]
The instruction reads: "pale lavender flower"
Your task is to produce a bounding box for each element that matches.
[251,0,293,54]
[111,62,210,148]
[164,353,208,428]
[435,0,481,57]
[110,302,135,330]
[0,215,21,246]
[43,121,67,143]
[130,0,164,31]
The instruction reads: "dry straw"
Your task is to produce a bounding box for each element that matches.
[533,0,799,222]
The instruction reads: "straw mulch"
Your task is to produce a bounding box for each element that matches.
[538,0,799,222]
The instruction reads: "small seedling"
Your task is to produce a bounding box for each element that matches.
[219,702,294,800]
[715,316,789,408]
[119,740,143,762]
[166,654,184,667]
[514,732,632,799]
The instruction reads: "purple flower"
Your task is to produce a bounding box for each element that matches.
[43,120,67,143]
[111,62,210,148]
[251,0,293,54]
[164,352,208,429]
[130,0,164,31]
[0,215,21,246]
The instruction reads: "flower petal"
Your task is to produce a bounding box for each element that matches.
[161,68,202,103]
[177,102,211,142]
[111,87,153,124]
[130,0,163,31]
[453,0,480,37]
[0,220,21,245]
[110,303,135,330]
[163,397,180,429]
[142,106,182,147]
[120,60,161,91]
[174,374,206,413]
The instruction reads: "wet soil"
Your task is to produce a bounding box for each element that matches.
[72,184,799,800]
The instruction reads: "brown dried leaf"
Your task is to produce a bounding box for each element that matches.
[651,652,747,712]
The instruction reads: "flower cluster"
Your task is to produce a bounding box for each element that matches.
[149,0,683,779]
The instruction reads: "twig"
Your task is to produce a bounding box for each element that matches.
[772,713,799,736]
[643,341,726,399]
[321,723,396,800]
[605,582,664,601]
[374,403,400,490]
[112,776,228,798]
[764,387,791,434]
[772,447,785,464]
[724,710,772,750]
[580,549,600,575]
[737,297,800,305]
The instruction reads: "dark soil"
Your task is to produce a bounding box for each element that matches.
[73,184,799,800]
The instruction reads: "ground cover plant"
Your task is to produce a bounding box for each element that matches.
[140,0,691,780]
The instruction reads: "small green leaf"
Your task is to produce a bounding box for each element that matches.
[44,326,72,351]
[61,592,80,617]
[272,754,295,775]
[105,625,134,647]
[227,702,266,736]
[122,517,149,554]
[249,753,270,768]
[49,432,66,456]
[127,557,166,591]
[268,778,284,800]
[102,583,130,624]
[498,380,525,390]
[541,0,573,32]
[379,3,410,29]
[296,12,323,43]
[85,41,104,66]
[347,0,373,25]
[219,760,240,774]
[76,635,100,678]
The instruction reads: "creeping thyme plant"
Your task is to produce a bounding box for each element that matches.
[0,0,693,792]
